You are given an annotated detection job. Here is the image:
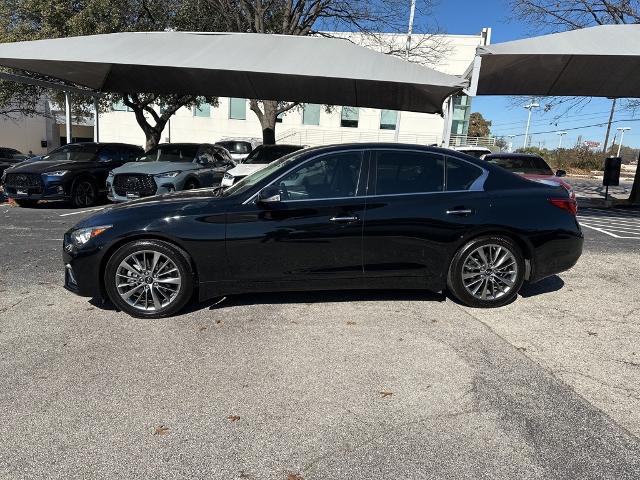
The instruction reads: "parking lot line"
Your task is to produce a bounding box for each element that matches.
[59,207,105,217]
[577,208,640,240]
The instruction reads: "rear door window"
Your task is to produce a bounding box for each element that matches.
[374,150,445,195]
[445,157,484,191]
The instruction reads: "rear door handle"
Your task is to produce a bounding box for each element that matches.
[446,209,473,216]
[330,215,360,223]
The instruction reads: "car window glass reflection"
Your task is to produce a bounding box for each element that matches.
[277,152,362,201]
[445,157,484,191]
[376,151,444,195]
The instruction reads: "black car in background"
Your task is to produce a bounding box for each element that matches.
[1,142,143,208]
[62,143,583,318]
[0,147,29,177]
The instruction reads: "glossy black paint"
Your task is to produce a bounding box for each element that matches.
[2,142,143,202]
[62,144,583,304]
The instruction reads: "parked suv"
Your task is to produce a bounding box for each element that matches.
[1,142,143,208]
[106,143,235,202]
[221,144,305,187]
[0,147,29,177]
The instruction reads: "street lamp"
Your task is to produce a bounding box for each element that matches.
[616,127,631,157]
[507,134,516,152]
[523,102,540,148]
[557,131,567,149]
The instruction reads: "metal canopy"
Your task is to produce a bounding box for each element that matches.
[0,31,467,114]
[469,24,640,98]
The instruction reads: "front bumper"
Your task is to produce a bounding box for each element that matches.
[63,237,106,299]
[5,181,70,201]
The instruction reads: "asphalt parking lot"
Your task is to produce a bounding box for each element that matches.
[1,201,640,479]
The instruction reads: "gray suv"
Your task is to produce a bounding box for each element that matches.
[107,143,235,202]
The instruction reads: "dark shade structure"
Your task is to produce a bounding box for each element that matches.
[471,24,640,98]
[0,31,467,114]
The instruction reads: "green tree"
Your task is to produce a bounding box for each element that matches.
[468,112,492,137]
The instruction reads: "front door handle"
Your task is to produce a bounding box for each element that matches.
[330,215,360,223]
[446,208,473,216]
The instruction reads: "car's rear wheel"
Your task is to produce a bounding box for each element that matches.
[104,240,194,318]
[13,199,38,208]
[72,179,97,208]
[447,236,525,308]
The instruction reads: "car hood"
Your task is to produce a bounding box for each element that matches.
[6,159,94,173]
[111,161,197,175]
[228,163,267,177]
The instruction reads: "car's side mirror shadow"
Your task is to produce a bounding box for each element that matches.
[556,169,567,177]
[257,185,282,204]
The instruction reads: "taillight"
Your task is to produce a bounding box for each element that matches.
[549,198,578,216]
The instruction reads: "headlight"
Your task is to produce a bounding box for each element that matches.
[46,170,69,176]
[156,171,181,178]
[70,225,112,247]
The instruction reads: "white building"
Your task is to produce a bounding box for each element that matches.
[0,30,488,154]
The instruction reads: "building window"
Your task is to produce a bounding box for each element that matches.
[194,102,211,117]
[112,100,131,112]
[380,110,398,130]
[451,95,472,136]
[341,106,359,128]
[229,98,246,120]
[303,104,321,126]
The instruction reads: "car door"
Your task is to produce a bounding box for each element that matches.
[362,149,490,286]
[225,149,367,285]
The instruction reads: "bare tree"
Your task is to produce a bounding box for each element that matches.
[204,0,445,144]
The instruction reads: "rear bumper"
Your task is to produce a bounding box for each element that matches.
[529,231,584,282]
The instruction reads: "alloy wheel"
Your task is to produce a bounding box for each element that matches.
[75,181,95,207]
[115,250,182,312]
[461,244,518,301]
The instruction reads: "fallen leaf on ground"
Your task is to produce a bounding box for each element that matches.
[380,391,393,398]
[587,331,598,336]
[228,415,241,422]
[216,320,223,325]
[287,474,304,480]
[516,346,527,352]
[153,425,170,436]
[198,326,207,332]
[346,321,356,325]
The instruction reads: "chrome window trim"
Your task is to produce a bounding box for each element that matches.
[242,147,489,205]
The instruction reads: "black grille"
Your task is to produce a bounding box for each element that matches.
[113,174,157,197]
[5,173,42,188]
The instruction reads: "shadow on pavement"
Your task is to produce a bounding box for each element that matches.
[519,275,565,298]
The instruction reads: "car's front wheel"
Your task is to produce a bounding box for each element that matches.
[72,179,97,208]
[447,236,525,308]
[104,240,194,318]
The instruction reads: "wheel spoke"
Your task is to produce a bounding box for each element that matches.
[462,243,518,301]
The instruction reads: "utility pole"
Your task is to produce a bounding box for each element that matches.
[557,131,567,149]
[394,0,416,143]
[507,134,516,152]
[602,98,617,154]
[616,127,630,157]
[523,102,539,148]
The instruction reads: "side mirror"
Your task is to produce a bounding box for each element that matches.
[556,169,567,177]
[257,185,281,204]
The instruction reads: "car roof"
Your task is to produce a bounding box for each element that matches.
[60,142,143,148]
[453,146,492,151]
[257,144,302,149]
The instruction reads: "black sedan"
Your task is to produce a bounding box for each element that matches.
[2,142,144,208]
[62,143,583,318]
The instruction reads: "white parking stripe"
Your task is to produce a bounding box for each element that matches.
[578,208,640,240]
[59,207,105,217]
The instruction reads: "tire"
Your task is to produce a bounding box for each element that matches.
[104,239,195,319]
[447,235,525,308]
[13,199,38,208]
[71,179,97,208]
[183,178,199,190]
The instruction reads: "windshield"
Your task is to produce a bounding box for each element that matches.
[244,146,301,165]
[216,141,252,155]
[44,144,98,162]
[138,144,199,162]
[486,156,554,175]
[222,150,302,197]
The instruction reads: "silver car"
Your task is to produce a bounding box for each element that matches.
[107,143,235,202]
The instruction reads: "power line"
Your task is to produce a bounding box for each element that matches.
[497,117,640,138]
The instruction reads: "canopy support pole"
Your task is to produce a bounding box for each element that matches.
[394,0,416,143]
[93,96,100,142]
[64,92,72,145]
[441,96,454,147]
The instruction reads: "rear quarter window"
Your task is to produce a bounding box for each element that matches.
[445,157,484,191]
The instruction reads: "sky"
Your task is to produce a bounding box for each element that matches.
[427,0,640,149]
